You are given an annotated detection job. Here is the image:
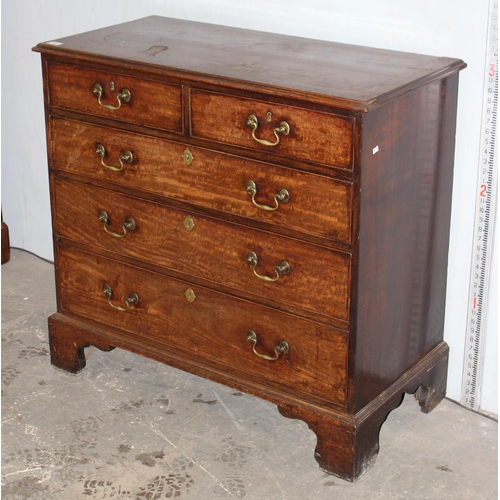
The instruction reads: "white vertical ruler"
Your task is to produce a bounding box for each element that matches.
[461,0,498,410]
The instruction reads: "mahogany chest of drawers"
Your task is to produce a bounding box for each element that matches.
[34,16,465,481]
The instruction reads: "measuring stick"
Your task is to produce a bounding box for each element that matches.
[461,0,498,410]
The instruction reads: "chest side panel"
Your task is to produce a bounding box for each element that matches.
[353,74,460,412]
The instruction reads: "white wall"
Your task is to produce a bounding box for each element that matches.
[2,0,497,415]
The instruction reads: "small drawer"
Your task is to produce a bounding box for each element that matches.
[47,63,182,132]
[54,179,351,323]
[190,90,354,170]
[51,117,353,244]
[57,245,348,406]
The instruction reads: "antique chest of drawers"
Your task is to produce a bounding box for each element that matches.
[34,17,465,481]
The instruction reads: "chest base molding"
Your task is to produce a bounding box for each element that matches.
[48,312,448,481]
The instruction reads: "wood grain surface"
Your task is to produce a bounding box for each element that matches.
[190,90,354,169]
[48,63,183,132]
[34,16,465,108]
[53,178,351,322]
[50,117,353,244]
[57,244,348,406]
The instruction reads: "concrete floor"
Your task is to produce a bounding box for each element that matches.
[1,249,497,499]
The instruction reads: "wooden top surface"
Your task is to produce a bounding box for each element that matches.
[34,16,465,107]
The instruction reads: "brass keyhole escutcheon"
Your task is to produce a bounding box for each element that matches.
[185,288,196,302]
[182,149,193,166]
[183,216,195,232]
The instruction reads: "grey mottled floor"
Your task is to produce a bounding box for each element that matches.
[1,249,498,499]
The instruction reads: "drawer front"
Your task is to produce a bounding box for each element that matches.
[47,64,182,132]
[57,245,348,405]
[190,90,354,170]
[51,117,353,244]
[54,179,351,322]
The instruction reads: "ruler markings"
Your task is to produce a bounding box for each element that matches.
[461,0,498,410]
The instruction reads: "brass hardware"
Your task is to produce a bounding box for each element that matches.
[92,83,131,110]
[245,180,290,211]
[246,251,290,282]
[185,288,196,302]
[246,114,290,147]
[182,149,194,166]
[246,329,290,361]
[266,111,272,122]
[95,143,134,172]
[183,216,195,232]
[98,210,136,238]
[102,284,139,312]
[109,81,115,91]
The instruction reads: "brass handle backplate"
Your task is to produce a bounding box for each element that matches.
[246,114,290,147]
[246,329,290,361]
[93,83,131,110]
[246,251,290,282]
[95,143,134,172]
[98,210,136,238]
[245,180,290,211]
[102,284,139,312]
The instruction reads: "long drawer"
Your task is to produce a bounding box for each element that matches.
[47,64,183,132]
[57,245,348,405]
[50,117,353,244]
[53,178,351,322]
[190,90,354,170]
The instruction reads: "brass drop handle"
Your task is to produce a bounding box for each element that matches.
[245,180,290,211]
[247,251,290,282]
[246,114,290,147]
[102,284,139,312]
[92,83,131,110]
[95,143,134,172]
[98,210,136,238]
[246,330,290,361]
